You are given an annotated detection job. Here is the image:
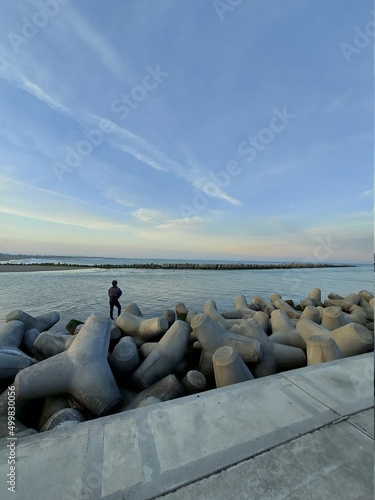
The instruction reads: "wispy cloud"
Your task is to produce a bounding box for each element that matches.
[82,112,242,206]
[104,187,136,208]
[0,48,241,210]
[63,7,134,82]
[0,57,70,115]
[0,176,133,230]
[361,189,374,198]
[157,215,204,229]
[132,208,164,222]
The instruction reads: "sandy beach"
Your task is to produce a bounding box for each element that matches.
[0,264,87,273]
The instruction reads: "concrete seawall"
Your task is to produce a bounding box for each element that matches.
[0,353,372,499]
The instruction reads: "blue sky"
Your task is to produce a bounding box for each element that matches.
[0,0,373,262]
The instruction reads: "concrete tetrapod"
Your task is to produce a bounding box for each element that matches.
[38,396,71,430]
[20,329,40,357]
[296,319,329,344]
[347,306,369,325]
[239,318,277,377]
[116,312,169,344]
[204,299,255,330]
[0,321,25,348]
[139,342,158,358]
[14,314,122,417]
[222,294,256,319]
[296,319,374,357]
[300,306,321,324]
[0,321,35,379]
[131,320,191,390]
[300,298,316,309]
[226,331,263,363]
[300,288,323,308]
[203,299,228,329]
[137,396,162,408]
[356,294,374,321]
[33,331,75,359]
[6,310,59,332]
[328,323,374,357]
[212,345,254,388]
[186,310,198,325]
[253,311,270,333]
[358,298,374,322]
[306,335,342,365]
[164,310,176,327]
[181,370,207,394]
[212,298,247,322]
[110,336,140,379]
[122,374,185,411]
[273,298,301,320]
[110,325,122,342]
[308,287,323,306]
[359,290,374,302]
[125,302,143,317]
[40,408,85,432]
[176,303,189,321]
[321,306,347,330]
[252,296,275,316]
[268,310,306,350]
[240,318,306,377]
[191,313,262,379]
[0,351,36,380]
[270,292,282,303]
[324,293,361,312]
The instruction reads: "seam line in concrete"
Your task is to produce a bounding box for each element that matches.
[80,424,105,500]
[150,412,368,500]
[149,412,345,499]
[135,410,162,496]
[283,373,345,407]
[271,376,333,416]
[346,419,374,440]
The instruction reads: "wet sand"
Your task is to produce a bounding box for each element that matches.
[0,264,88,273]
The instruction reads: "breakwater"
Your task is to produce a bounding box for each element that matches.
[0,286,373,438]
[0,262,355,271]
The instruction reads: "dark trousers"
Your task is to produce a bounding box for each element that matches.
[109,298,121,319]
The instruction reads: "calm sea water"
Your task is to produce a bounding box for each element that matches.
[0,256,372,332]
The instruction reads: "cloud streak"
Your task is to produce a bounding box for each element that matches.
[0,56,70,116]
[0,176,133,230]
[90,115,242,206]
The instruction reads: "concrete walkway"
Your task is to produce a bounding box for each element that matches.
[0,353,373,500]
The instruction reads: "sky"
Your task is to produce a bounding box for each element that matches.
[0,0,373,263]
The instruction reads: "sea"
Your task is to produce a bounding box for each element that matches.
[0,255,373,332]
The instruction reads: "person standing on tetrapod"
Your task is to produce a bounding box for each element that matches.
[108,280,122,320]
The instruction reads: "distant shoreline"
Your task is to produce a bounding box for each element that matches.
[0,262,356,273]
[0,264,85,273]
